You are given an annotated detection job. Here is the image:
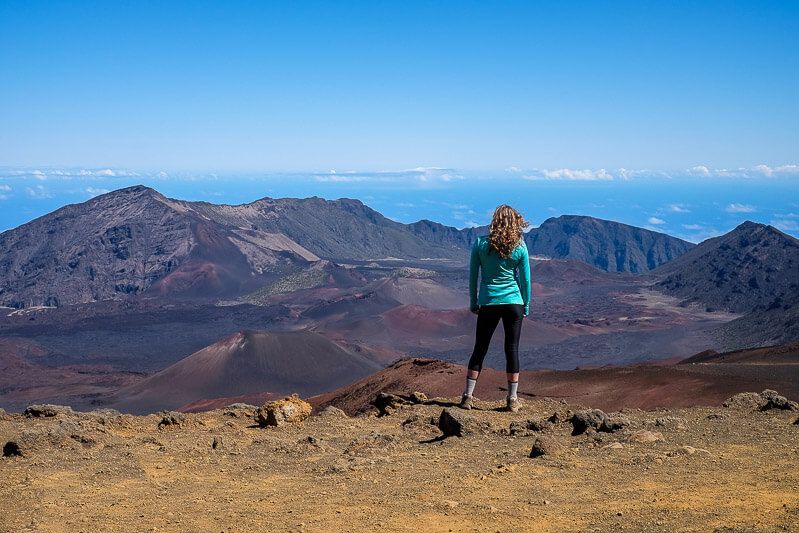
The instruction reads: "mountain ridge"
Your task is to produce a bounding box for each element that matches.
[1,185,694,307]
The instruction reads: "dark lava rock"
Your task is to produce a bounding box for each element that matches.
[3,441,23,458]
[438,408,486,437]
[571,409,629,435]
[158,411,186,429]
[529,436,565,458]
[571,409,606,435]
[24,404,74,418]
[603,414,631,432]
[372,392,410,416]
[212,436,223,450]
[759,389,799,411]
[794,417,799,425]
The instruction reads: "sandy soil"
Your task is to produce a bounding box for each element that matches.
[2,396,798,532]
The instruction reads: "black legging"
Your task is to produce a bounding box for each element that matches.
[467,303,523,374]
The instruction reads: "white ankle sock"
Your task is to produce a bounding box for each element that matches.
[464,377,477,397]
[508,381,518,400]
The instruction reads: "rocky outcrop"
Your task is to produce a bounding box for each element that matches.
[723,390,798,411]
[570,409,630,435]
[257,394,312,427]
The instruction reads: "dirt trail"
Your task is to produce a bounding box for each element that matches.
[1,397,798,532]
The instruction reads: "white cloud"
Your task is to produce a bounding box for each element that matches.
[505,166,522,173]
[681,223,704,230]
[667,203,690,213]
[688,163,799,179]
[725,203,757,213]
[648,217,666,225]
[86,187,110,197]
[0,185,10,192]
[523,168,614,181]
[689,165,711,176]
[25,185,53,199]
[771,218,799,232]
[314,167,462,184]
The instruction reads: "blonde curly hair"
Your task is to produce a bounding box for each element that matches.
[487,204,528,259]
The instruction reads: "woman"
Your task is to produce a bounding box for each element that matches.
[461,204,531,413]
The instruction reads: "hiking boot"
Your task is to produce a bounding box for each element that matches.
[459,394,474,410]
[506,397,521,413]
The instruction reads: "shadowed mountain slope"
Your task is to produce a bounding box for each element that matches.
[526,215,694,273]
[653,221,799,313]
[111,329,381,414]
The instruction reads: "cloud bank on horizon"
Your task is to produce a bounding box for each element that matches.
[2,165,799,245]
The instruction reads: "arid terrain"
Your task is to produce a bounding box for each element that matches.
[2,388,798,532]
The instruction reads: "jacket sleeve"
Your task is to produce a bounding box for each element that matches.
[469,239,480,311]
[517,241,531,315]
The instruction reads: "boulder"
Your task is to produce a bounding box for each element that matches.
[409,391,428,404]
[3,441,23,457]
[316,405,348,418]
[571,409,606,435]
[372,392,410,416]
[438,408,485,437]
[723,392,766,410]
[257,394,312,427]
[529,436,565,458]
[571,409,629,435]
[24,404,74,418]
[759,390,799,411]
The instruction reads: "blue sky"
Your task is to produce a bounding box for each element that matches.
[1,2,797,241]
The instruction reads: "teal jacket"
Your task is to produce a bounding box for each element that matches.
[469,235,531,315]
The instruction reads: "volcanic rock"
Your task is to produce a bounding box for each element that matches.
[759,389,799,411]
[257,394,312,427]
[571,409,629,435]
[316,406,348,418]
[157,411,186,429]
[438,408,486,437]
[529,436,565,458]
[723,392,766,410]
[372,392,410,416]
[3,441,23,458]
[24,404,74,418]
